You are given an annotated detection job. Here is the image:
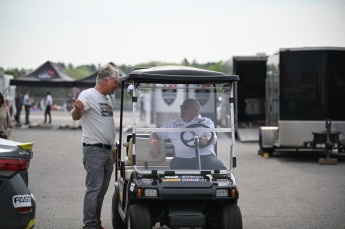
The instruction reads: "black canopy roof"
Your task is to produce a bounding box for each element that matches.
[10,61,75,87]
[120,66,239,84]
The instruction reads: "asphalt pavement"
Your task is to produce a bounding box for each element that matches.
[9,111,345,229]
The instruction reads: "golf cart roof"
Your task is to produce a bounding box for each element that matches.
[120,66,239,84]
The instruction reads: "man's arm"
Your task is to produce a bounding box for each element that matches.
[71,98,85,121]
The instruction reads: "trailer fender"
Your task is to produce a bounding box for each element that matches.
[259,126,278,154]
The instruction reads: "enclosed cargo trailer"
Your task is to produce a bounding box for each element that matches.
[259,47,345,156]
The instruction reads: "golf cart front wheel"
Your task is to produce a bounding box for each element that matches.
[112,191,125,229]
[219,203,243,229]
[127,204,152,229]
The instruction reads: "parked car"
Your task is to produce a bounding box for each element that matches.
[0,138,36,229]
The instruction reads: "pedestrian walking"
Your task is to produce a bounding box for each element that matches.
[44,92,53,124]
[71,63,120,229]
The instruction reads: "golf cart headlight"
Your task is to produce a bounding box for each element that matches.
[216,189,229,197]
[144,188,158,197]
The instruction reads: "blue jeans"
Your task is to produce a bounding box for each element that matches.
[83,146,114,229]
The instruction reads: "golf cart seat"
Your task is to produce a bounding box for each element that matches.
[124,137,167,166]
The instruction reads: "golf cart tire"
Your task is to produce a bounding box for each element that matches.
[219,203,243,229]
[112,191,125,229]
[127,204,152,229]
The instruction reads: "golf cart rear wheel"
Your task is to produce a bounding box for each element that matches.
[219,203,243,229]
[127,204,152,229]
[112,191,125,229]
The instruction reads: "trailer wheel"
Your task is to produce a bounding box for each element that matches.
[112,191,125,229]
[219,203,243,229]
[127,204,152,229]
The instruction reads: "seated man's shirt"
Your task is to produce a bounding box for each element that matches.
[156,114,217,158]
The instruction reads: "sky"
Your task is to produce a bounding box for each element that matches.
[1,0,344,69]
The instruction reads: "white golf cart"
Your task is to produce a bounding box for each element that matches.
[112,66,242,229]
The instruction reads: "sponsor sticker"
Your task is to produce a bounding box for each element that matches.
[12,195,32,208]
[129,182,135,192]
[162,178,181,182]
[181,175,206,182]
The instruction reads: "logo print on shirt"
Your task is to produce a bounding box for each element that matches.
[99,103,113,117]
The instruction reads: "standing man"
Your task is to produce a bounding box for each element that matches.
[44,92,53,124]
[23,90,31,125]
[71,63,120,229]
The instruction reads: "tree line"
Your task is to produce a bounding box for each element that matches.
[2,59,232,79]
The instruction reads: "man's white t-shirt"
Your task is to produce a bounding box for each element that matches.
[45,94,53,106]
[78,88,115,146]
[157,114,217,158]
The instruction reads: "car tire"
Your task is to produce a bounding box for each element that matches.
[219,203,242,229]
[112,191,125,229]
[127,204,152,229]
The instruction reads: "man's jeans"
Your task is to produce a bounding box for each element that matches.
[83,146,113,229]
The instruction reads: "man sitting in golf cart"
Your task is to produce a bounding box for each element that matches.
[150,99,226,170]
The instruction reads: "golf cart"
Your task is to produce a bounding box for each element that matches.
[112,66,242,229]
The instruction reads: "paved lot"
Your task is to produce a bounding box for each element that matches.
[9,111,345,229]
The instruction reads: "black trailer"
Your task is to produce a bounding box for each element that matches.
[219,55,267,142]
[259,47,345,158]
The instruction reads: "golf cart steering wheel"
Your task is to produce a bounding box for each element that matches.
[180,123,214,148]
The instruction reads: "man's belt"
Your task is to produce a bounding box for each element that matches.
[83,143,112,149]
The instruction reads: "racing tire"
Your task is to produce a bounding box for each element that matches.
[219,203,242,229]
[112,191,125,229]
[127,203,152,229]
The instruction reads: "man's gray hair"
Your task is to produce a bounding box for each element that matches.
[96,64,120,84]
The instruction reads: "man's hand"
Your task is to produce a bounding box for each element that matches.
[72,98,84,111]
[71,98,84,120]
[150,139,160,158]
[199,136,209,146]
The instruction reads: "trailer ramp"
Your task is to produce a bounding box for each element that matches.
[237,128,259,142]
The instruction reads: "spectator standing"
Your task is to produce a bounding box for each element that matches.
[0,92,13,139]
[44,92,53,124]
[23,91,31,125]
[71,63,120,229]
[14,92,23,125]
[140,96,146,121]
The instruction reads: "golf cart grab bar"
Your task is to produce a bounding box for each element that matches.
[135,127,233,132]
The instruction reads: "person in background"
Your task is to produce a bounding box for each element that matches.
[140,96,146,121]
[14,92,23,125]
[23,90,31,125]
[71,63,120,229]
[44,92,53,124]
[0,92,13,139]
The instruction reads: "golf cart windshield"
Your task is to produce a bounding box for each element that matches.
[121,81,236,175]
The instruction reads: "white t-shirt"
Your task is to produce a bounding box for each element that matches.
[78,88,116,146]
[157,114,217,158]
[45,94,53,106]
[23,94,31,106]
